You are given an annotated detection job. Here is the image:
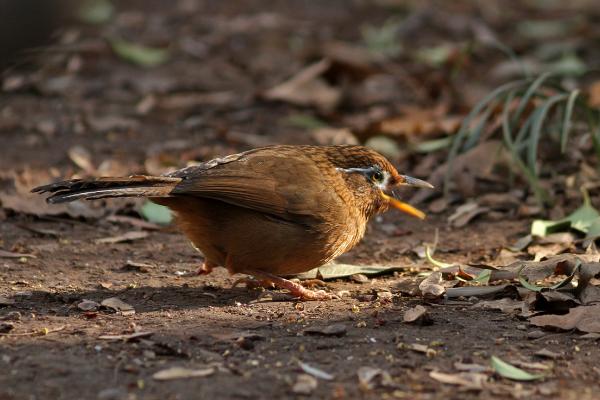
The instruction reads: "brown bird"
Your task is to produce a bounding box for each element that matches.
[32,145,433,300]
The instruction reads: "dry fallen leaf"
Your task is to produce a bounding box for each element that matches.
[448,202,490,228]
[95,231,149,244]
[357,366,393,390]
[303,324,347,337]
[453,362,489,373]
[291,374,318,395]
[100,297,135,315]
[123,260,154,273]
[403,343,436,357]
[210,331,265,342]
[534,348,561,360]
[77,299,101,311]
[403,305,431,324]
[530,305,600,333]
[98,332,154,341]
[0,249,36,259]
[377,104,461,139]
[68,145,96,175]
[263,59,341,112]
[418,272,446,300]
[429,370,487,389]
[0,192,104,219]
[298,361,334,381]
[471,298,525,314]
[152,366,215,381]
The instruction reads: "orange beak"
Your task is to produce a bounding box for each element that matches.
[381,174,434,220]
[380,192,427,219]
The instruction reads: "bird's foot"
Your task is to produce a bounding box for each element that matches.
[296,278,328,289]
[230,276,275,290]
[196,260,216,275]
[246,271,337,301]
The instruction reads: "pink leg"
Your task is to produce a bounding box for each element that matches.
[247,270,337,301]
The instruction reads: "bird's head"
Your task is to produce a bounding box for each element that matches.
[328,146,434,219]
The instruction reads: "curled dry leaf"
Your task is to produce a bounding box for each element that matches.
[418,272,446,300]
[429,371,487,389]
[77,299,100,311]
[507,234,533,252]
[357,366,393,390]
[68,146,95,175]
[152,366,215,381]
[291,374,318,395]
[534,348,561,360]
[403,305,431,324]
[100,297,135,315]
[448,202,490,228]
[403,343,437,357]
[298,361,334,381]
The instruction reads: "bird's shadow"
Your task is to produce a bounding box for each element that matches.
[2,284,268,316]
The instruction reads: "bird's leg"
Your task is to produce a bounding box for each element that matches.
[196,260,217,275]
[246,270,336,301]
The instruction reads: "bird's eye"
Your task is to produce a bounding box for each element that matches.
[371,169,384,183]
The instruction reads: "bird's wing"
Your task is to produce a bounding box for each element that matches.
[168,147,345,223]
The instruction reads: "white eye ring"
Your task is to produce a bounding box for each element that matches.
[371,169,385,183]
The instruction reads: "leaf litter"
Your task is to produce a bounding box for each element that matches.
[3,1,600,398]
[420,240,600,333]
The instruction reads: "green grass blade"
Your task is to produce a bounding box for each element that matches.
[585,108,600,162]
[501,92,548,204]
[527,93,569,175]
[513,113,534,154]
[560,90,580,153]
[512,72,553,126]
[410,136,453,153]
[444,80,525,194]
[463,105,494,151]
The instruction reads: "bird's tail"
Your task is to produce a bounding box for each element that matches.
[31,175,182,204]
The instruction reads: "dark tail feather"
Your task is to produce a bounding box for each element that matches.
[31,175,182,204]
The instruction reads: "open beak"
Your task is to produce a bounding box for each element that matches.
[380,175,434,220]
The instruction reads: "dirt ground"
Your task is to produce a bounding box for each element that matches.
[1,1,600,399]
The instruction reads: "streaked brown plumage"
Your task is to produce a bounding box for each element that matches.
[32,145,432,300]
